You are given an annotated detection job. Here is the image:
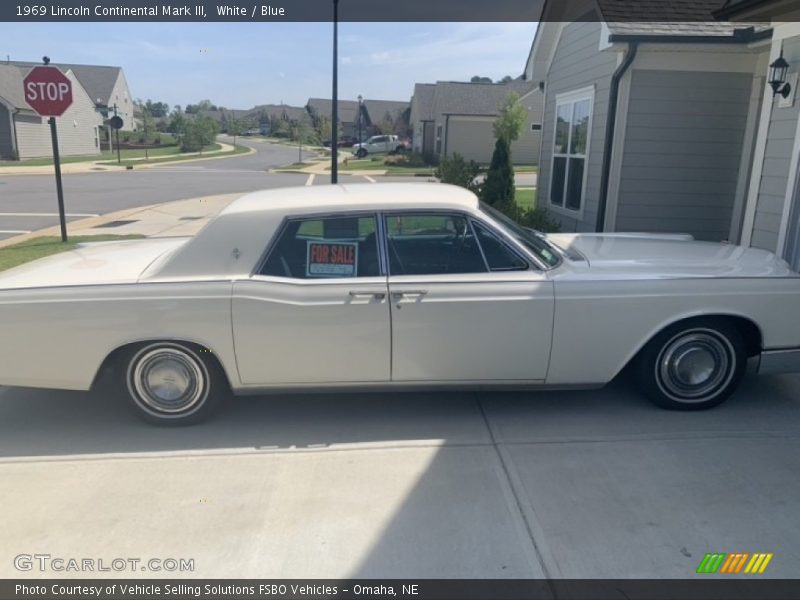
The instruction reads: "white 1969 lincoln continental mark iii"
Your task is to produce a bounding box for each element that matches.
[1,183,799,424]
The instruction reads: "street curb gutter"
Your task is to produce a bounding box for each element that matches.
[0,144,255,177]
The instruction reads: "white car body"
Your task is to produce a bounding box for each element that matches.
[1,183,799,399]
[352,135,404,157]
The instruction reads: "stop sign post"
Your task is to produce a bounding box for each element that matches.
[23,65,73,242]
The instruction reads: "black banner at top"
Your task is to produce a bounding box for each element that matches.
[0,0,790,23]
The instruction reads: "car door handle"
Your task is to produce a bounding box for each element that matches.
[349,290,386,300]
[391,289,428,300]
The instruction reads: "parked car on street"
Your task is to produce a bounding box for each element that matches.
[352,135,405,158]
[1,183,799,425]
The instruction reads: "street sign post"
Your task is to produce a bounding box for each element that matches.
[23,65,73,242]
[108,113,124,164]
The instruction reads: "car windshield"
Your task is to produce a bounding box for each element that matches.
[479,202,562,268]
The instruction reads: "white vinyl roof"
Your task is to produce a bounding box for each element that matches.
[221,183,479,216]
[152,183,481,282]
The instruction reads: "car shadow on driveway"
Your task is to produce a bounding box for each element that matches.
[0,371,798,459]
[1,372,800,579]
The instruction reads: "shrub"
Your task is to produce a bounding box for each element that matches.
[383,152,426,167]
[481,138,514,206]
[494,201,561,233]
[434,153,481,193]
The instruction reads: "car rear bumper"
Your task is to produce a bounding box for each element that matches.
[758,348,800,375]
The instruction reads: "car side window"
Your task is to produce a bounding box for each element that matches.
[472,221,529,271]
[384,213,487,275]
[260,215,380,279]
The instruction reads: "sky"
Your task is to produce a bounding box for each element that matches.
[0,22,536,109]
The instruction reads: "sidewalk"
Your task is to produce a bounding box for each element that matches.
[0,141,251,176]
[0,193,243,249]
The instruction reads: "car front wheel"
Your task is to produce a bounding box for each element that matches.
[356,148,367,158]
[637,319,746,410]
[123,342,224,425]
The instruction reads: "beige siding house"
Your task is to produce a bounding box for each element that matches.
[410,79,542,165]
[0,65,102,159]
[528,1,771,242]
[0,61,134,159]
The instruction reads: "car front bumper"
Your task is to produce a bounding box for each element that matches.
[758,348,800,374]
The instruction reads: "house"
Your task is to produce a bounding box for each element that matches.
[201,104,309,134]
[410,83,436,155]
[714,0,800,271]
[361,99,410,136]
[527,1,775,243]
[8,61,134,132]
[409,79,542,165]
[306,97,361,138]
[0,63,104,160]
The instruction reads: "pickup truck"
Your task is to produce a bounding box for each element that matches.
[352,135,405,158]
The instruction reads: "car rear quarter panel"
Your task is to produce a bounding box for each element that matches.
[0,281,236,391]
[548,277,800,384]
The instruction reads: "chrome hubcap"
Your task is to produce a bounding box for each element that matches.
[131,347,206,414]
[656,330,735,402]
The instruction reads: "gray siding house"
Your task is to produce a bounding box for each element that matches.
[410,80,542,165]
[528,1,772,243]
[715,0,800,272]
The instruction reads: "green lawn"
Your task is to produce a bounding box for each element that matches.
[97,143,249,167]
[516,187,537,211]
[0,137,181,167]
[0,235,145,272]
[514,165,538,173]
[339,158,435,176]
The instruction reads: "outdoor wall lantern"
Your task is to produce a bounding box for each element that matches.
[769,50,791,98]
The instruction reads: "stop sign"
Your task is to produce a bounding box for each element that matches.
[23,66,73,117]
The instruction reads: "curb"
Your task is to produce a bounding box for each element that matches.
[0,144,255,177]
[0,203,167,249]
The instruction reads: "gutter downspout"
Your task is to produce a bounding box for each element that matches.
[596,41,638,232]
[10,108,20,160]
[443,114,450,157]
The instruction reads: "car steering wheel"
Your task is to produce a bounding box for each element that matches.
[445,225,469,273]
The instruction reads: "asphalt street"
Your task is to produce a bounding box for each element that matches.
[0,138,316,241]
[0,370,798,578]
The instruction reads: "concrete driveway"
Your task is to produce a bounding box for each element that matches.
[0,371,798,580]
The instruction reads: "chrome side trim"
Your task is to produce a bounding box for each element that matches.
[758,348,800,375]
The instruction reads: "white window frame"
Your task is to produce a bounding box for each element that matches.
[548,85,594,218]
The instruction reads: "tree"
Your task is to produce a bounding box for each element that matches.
[480,138,514,207]
[144,99,169,118]
[179,115,220,153]
[289,119,314,161]
[270,115,290,138]
[470,75,493,83]
[315,116,340,144]
[185,99,217,114]
[374,113,395,135]
[167,108,187,136]
[227,118,243,146]
[139,108,157,157]
[494,92,527,144]
[500,75,514,83]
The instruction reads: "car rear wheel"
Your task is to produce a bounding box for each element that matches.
[356,148,367,158]
[123,342,224,425]
[637,319,746,410]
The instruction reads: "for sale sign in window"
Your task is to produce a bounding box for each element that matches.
[306,241,359,277]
